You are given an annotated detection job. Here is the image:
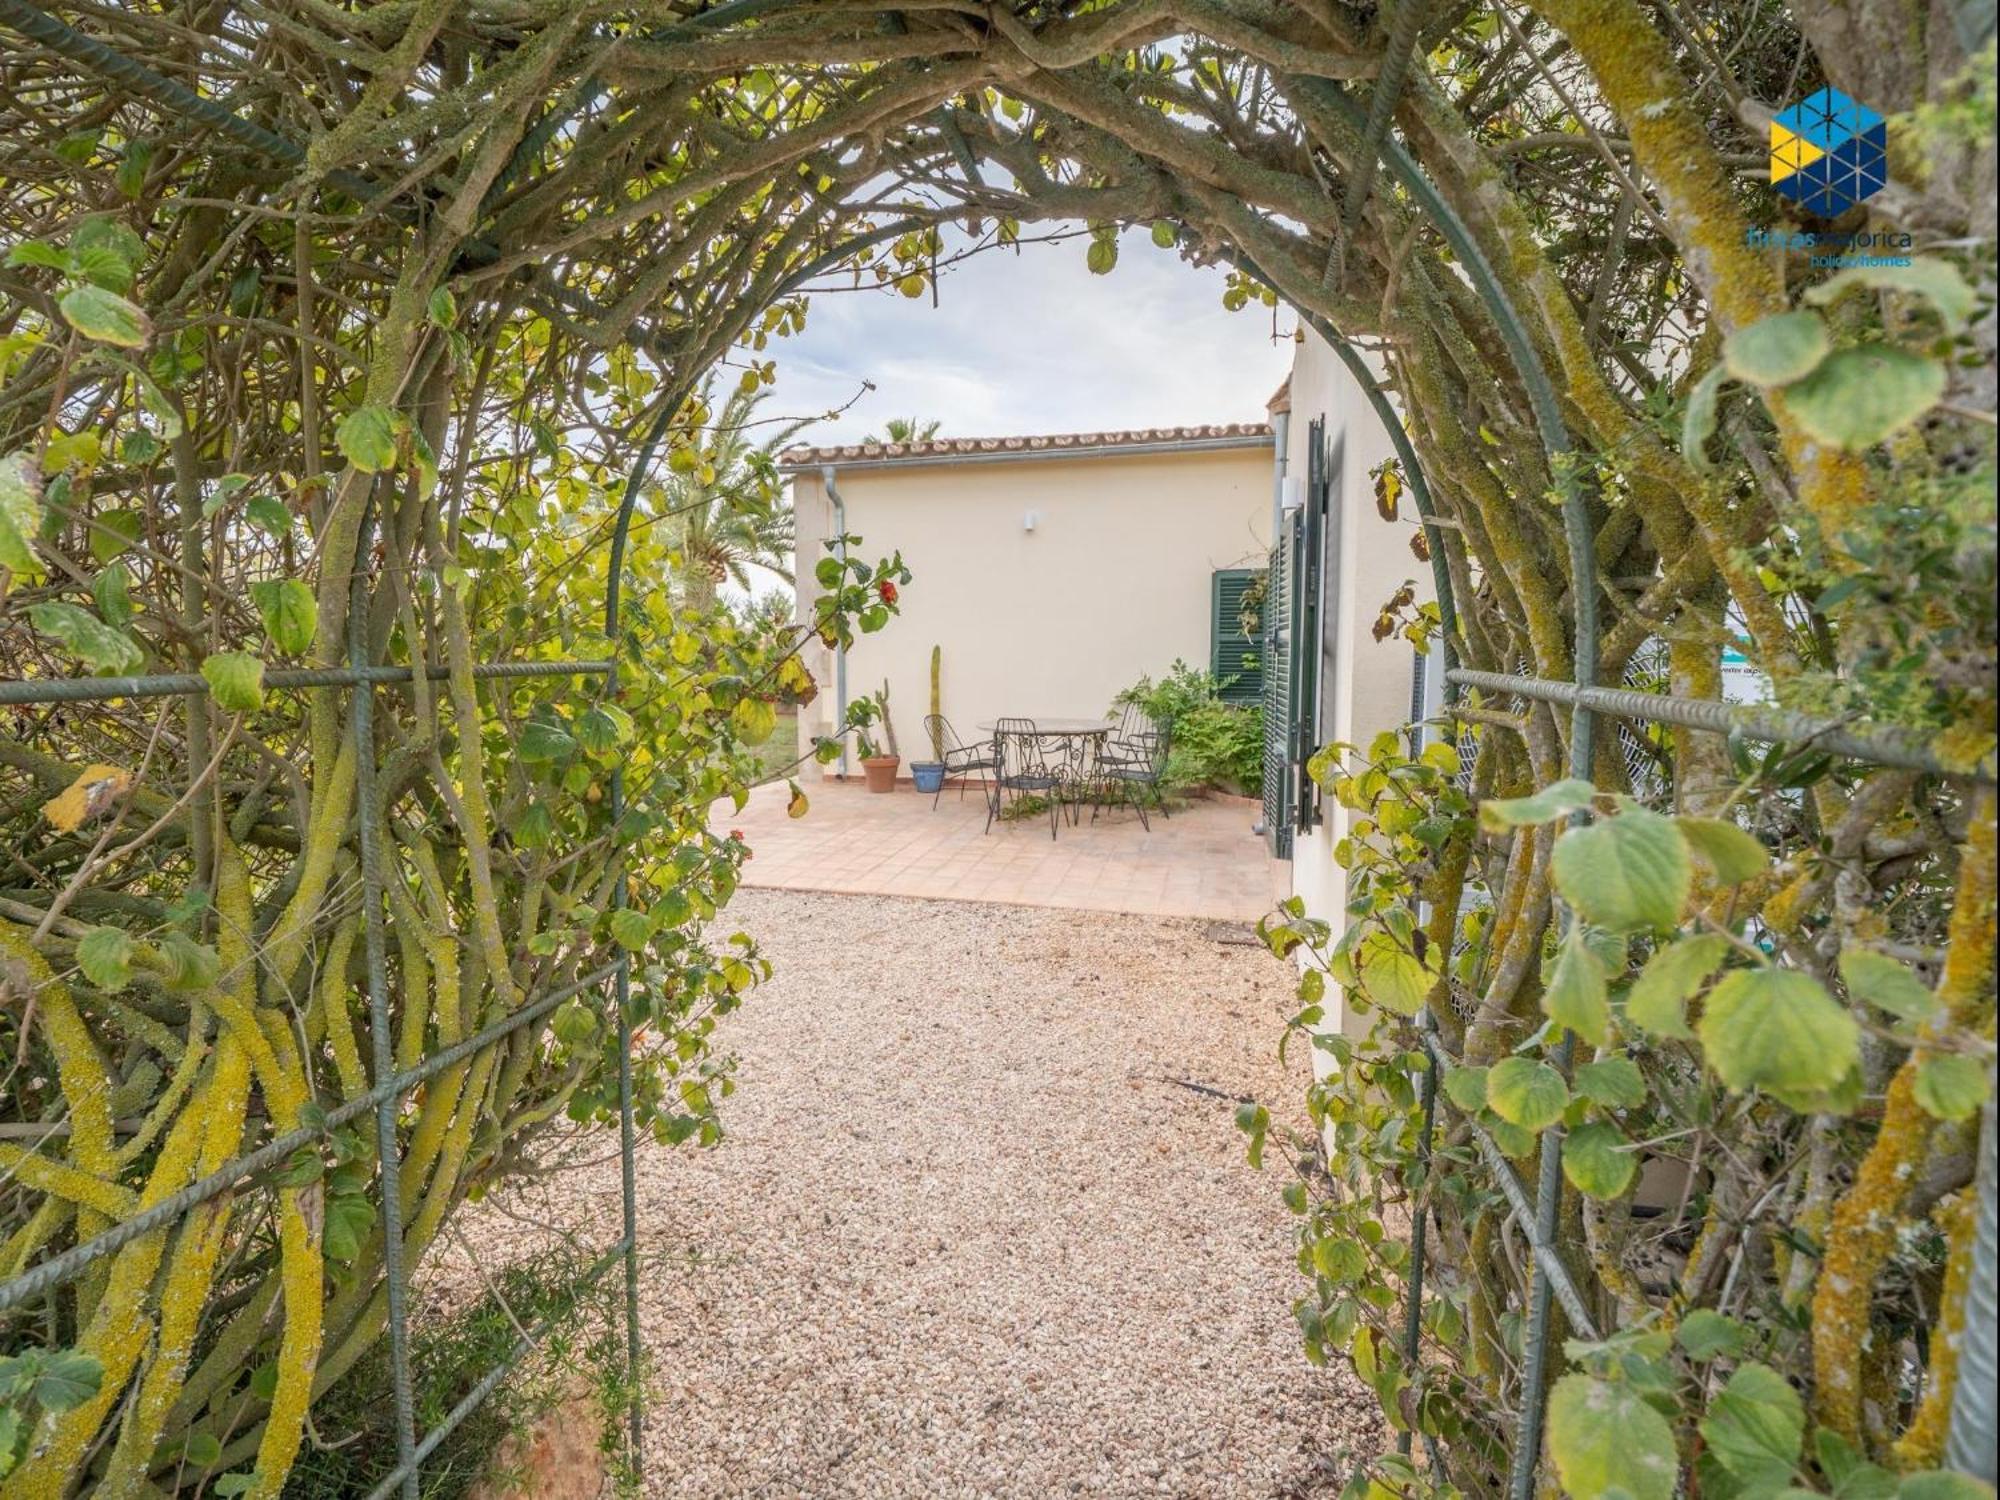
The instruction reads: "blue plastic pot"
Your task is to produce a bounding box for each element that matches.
[911,762,946,794]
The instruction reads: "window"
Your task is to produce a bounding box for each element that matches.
[1262,415,1341,852]
[1210,568,1265,705]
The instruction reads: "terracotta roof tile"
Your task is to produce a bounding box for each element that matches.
[780,422,1272,469]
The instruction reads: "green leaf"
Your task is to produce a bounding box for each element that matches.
[1574,1056,1646,1110]
[336,405,399,472]
[58,284,151,347]
[1897,1473,1997,1500]
[1698,1362,1803,1490]
[70,219,144,284]
[1699,968,1860,1105]
[731,696,777,747]
[1086,238,1118,274]
[245,494,293,537]
[322,1194,373,1263]
[1722,310,1830,386]
[1356,930,1431,1016]
[31,1349,104,1413]
[1479,778,1595,831]
[76,926,134,990]
[1627,934,1728,1039]
[92,562,133,627]
[1676,1309,1745,1361]
[201,473,250,519]
[71,245,134,294]
[514,802,554,850]
[5,239,67,272]
[1443,1065,1488,1111]
[88,508,143,563]
[1546,1374,1680,1500]
[427,285,458,327]
[1676,817,1767,885]
[157,933,220,991]
[201,651,265,712]
[1803,256,1977,334]
[576,704,635,754]
[0,1405,17,1478]
[518,718,576,764]
[1150,220,1178,248]
[115,140,152,198]
[121,362,183,439]
[28,601,144,675]
[1913,1054,1989,1121]
[248,579,317,656]
[1682,364,1728,473]
[1485,1114,1537,1158]
[1563,1122,1637,1199]
[1552,808,1691,934]
[1838,949,1942,1026]
[1782,346,1946,451]
[1486,1056,1569,1131]
[609,907,655,951]
[1544,926,1611,1045]
[212,1472,259,1496]
[184,1431,223,1468]
[0,450,43,580]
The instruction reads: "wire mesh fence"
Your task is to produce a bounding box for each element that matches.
[1,550,646,1497]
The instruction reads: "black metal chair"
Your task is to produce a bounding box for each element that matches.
[1096,704,1160,776]
[988,717,1063,840]
[1094,716,1172,830]
[921,714,996,809]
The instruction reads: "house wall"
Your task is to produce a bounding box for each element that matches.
[1281,328,1434,1034]
[790,443,1272,775]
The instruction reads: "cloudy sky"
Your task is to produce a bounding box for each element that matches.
[752,225,1296,446]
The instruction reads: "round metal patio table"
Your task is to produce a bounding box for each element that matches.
[980,719,1118,820]
[976,718,1118,737]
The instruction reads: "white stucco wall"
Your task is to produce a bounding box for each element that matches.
[1281,329,1435,1034]
[789,441,1272,774]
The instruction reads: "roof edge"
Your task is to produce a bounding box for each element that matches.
[780,422,1273,473]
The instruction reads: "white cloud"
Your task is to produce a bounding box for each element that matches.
[755,226,1295,445]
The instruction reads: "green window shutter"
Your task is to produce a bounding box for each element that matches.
[1210,568,1265,705]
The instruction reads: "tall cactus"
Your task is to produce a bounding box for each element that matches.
[929,646,943,759]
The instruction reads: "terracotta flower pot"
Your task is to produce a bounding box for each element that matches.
[861,755,901,793]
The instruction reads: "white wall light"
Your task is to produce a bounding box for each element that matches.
[1023,510,1039,532]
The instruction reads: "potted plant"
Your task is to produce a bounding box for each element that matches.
[910,646,947,795]
[848,681,901,792]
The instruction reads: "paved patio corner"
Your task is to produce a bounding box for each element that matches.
[718,778,1288,921]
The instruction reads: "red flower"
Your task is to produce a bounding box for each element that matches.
[877,579,899,605]
[728,828,750,859]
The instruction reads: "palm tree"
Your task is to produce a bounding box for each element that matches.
[655,378,810,611]
[860,416,941,444]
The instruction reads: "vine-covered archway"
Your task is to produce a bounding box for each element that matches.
[0,2,1992,1496]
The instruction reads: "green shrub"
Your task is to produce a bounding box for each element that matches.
[281,1243,624,1500]
[1113,661,1262,796]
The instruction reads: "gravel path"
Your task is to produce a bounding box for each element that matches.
[449,890,1381,1497]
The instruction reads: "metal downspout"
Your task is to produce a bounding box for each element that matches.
[822,465,850,778]
[1270,409,1291,548]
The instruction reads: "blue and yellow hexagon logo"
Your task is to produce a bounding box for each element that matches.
[1770,87,1887,215]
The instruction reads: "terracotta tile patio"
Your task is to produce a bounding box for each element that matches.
[717,777,1288,920]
